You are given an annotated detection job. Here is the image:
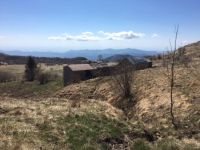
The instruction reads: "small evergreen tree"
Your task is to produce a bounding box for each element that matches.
[24,56,37,81]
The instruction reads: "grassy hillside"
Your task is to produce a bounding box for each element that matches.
[183,41,200,58]
[0,42,200,149]
[0,96,199,149]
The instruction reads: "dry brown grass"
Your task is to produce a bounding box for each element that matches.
[0,96,125,149]
[0,56,199,149]
[0,64,64,80]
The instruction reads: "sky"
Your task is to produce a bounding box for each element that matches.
[0,0,200,52]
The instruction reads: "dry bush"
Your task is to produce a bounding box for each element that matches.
[0,71,16,83]
[111,59,136,113]
[36,67,59,85]
[37,72,50,84]
[112,60,134,98]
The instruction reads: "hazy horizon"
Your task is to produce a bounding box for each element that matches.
[0,47,159,53]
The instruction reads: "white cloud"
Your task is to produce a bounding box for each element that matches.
[151,33,159,38]
[81,32,94,36]
[48,32,100,41]
[98,31,145,40]
[48,31,144,41]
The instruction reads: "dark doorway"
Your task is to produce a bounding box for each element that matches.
[85,70,93,80]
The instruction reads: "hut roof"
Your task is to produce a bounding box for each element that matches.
[91,62,118,68]
[68,64,94,71]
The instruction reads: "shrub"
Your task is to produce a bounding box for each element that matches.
[111,59,136,114]
[36,69,59,85]
[0,71,16,83]
[111,59,135,99]
[37,72,50,84]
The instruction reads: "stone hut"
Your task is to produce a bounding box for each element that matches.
[63,64,95,86]
[91,62,118,77]
[63,63,119,86]
[63,58,152,86]
[124,57,152,70]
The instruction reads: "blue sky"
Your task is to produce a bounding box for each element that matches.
[0,0,200,51]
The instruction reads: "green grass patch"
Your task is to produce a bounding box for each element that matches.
[183,144,200,150]
[156,138,180,150]
[0,78,63,98]
[35,113,130,150]
[131,139,152,150]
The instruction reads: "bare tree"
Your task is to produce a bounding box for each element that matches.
[165,25,179,129]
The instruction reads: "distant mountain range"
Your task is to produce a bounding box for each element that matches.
[103,54,148,62]
[0,49,158,60]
